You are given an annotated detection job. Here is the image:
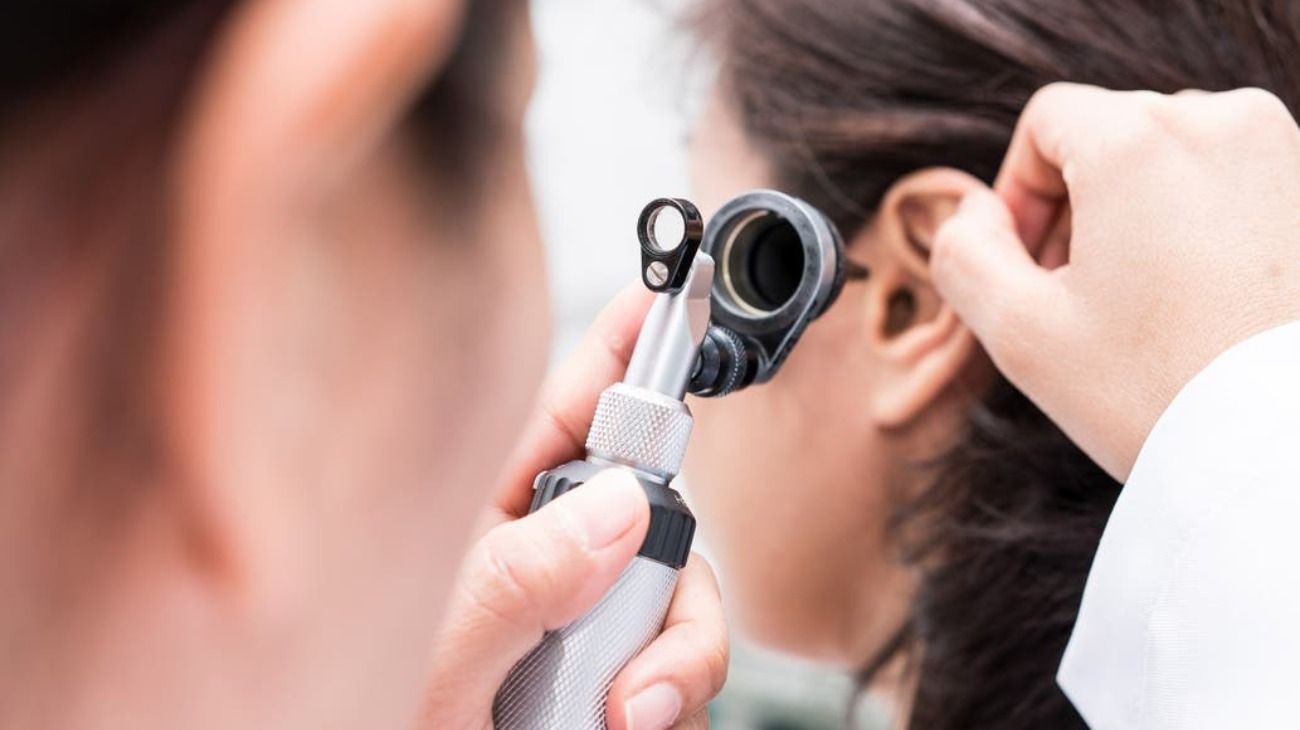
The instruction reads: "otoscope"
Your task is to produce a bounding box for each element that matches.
[493,190,849,729]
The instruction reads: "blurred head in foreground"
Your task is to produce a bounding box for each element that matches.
[0,1,546,727]
[686,1,1300,727]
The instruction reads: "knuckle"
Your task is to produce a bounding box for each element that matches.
[671,712,710,730]
[533,507,593,581]
[547,498,601,558]
[537,388,588,454]
[703,641,730,697]
[1021,82,1093,139]
[1152,87,1300,162]
[1216,88,1300,163]
[663,622,729,701]
[1129,89,1169,113]
[464,535,543,633]
[1115,92,1169,147]
[1204,88,1288,142]
[1027,81,1082,114]
[1020,82,1075,132]
[470,515,586,629]
[1230,87,1290,122]
[1104,90,1223,164]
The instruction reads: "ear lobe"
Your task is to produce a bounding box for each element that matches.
[869,303,977,429]
[864,168,985,428]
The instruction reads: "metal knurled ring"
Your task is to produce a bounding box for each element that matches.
[585,384,693,478]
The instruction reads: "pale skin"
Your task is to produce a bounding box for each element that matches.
[933,83,1300,482]
[685,93,992,680]
[0,1,724,729]
[684,82,1300,715]
[4,3,1299,730]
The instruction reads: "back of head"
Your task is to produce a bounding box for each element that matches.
[0,0,524,511]
[697,1,1300,727]
[0,0,513,497]
[0,2,541,728]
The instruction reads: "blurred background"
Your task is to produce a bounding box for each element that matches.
[528,1,887,727]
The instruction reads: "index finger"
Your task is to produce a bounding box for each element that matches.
[995,83,1132,250]
[606,555,728,730]
[492,282,654,518]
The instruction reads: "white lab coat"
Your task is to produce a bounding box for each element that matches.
[1058,321,1300,729]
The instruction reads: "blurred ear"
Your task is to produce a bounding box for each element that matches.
[863,168,984,429]
[163,0,467,589]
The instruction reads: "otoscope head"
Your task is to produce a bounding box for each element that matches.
[689,190,847,396]
[624,191,848,400]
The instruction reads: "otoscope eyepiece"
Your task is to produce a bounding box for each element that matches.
[637,198,704,294]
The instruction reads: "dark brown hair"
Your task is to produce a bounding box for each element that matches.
[1,1,519,152]
[698,1,1300,727]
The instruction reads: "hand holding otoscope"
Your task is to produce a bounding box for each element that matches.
[488,190,851,729]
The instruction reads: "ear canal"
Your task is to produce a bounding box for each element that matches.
[883,288,919,337]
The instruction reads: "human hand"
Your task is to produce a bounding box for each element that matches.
[931,83,1300,480]
[422,284,728,730]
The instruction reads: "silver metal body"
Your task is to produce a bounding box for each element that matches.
[586,383,693,482]
[492,255,714,729]
[623,254,714,400]
[492,557,679,729]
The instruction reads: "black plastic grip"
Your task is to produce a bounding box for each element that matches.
[532,461,696,569]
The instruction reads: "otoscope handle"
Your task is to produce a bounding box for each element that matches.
[492,385,697,730]
[491,541,679,729]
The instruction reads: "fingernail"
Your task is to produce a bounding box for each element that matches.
[624,683,682,730]
[564,472,646,551]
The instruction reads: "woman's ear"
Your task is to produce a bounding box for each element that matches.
[861,168,985,429]
[163,0,467,590]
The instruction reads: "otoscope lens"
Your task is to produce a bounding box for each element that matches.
[724,214,805,314]
[747,222,803,309]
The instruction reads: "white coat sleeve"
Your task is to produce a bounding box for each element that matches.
[1058,320,1300,730]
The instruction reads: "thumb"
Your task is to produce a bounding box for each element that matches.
[424,470,650,723]
[930,188,1063,374]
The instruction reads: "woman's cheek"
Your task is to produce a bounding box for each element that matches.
[685,391,806,602]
